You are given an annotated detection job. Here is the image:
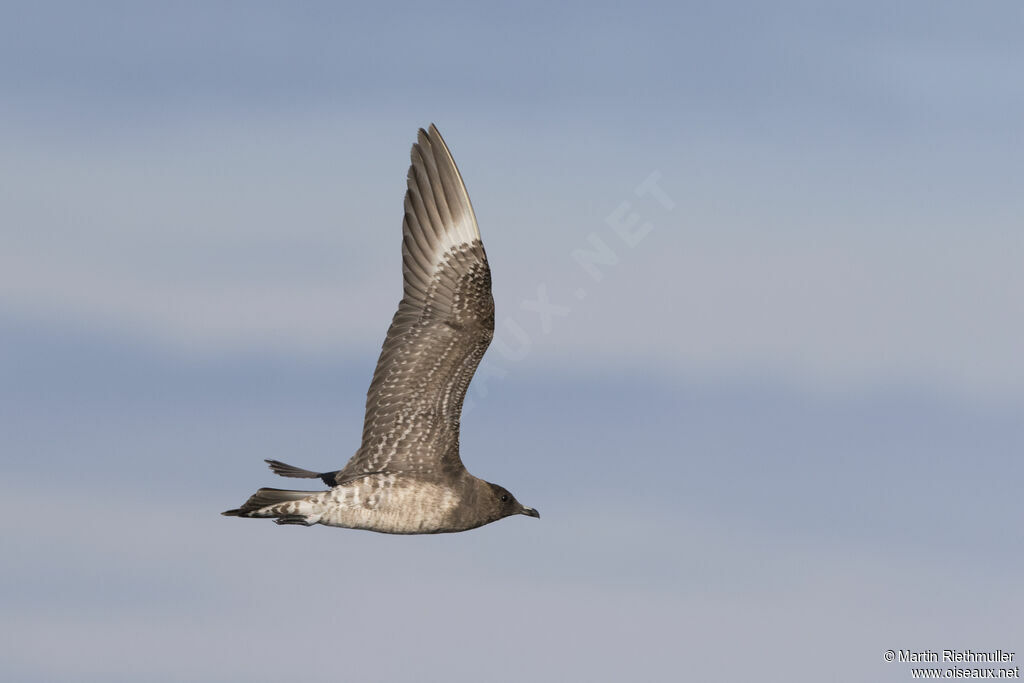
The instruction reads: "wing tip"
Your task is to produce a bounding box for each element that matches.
[402,124,482,294]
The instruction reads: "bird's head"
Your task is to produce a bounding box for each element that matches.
[484,481,540,522]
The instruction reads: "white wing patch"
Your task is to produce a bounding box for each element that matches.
[402,124,482,298]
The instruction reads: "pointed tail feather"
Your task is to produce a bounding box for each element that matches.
[221,488,318,517]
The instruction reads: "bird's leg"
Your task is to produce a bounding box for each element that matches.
[274,515,313,526]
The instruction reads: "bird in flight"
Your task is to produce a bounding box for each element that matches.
[223,125,539,534]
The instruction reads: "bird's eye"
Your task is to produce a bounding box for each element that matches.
[500,494,509,502]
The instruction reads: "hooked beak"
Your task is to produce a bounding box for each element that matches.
[520,506,540,519]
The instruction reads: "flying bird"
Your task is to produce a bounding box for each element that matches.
[223,125,539,534]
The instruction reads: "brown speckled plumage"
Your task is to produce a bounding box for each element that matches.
[223,125,538,534]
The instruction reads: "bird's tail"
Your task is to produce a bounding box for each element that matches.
[221,488,318,517]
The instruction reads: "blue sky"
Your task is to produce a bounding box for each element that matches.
[2,2,1022,681]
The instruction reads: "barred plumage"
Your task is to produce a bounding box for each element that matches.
[223,125,538,534]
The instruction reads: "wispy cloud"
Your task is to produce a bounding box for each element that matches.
[2,6,1023,678]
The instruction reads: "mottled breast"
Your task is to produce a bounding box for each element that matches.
[315,474,463,534]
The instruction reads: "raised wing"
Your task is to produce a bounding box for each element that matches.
[339,125,494,480]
